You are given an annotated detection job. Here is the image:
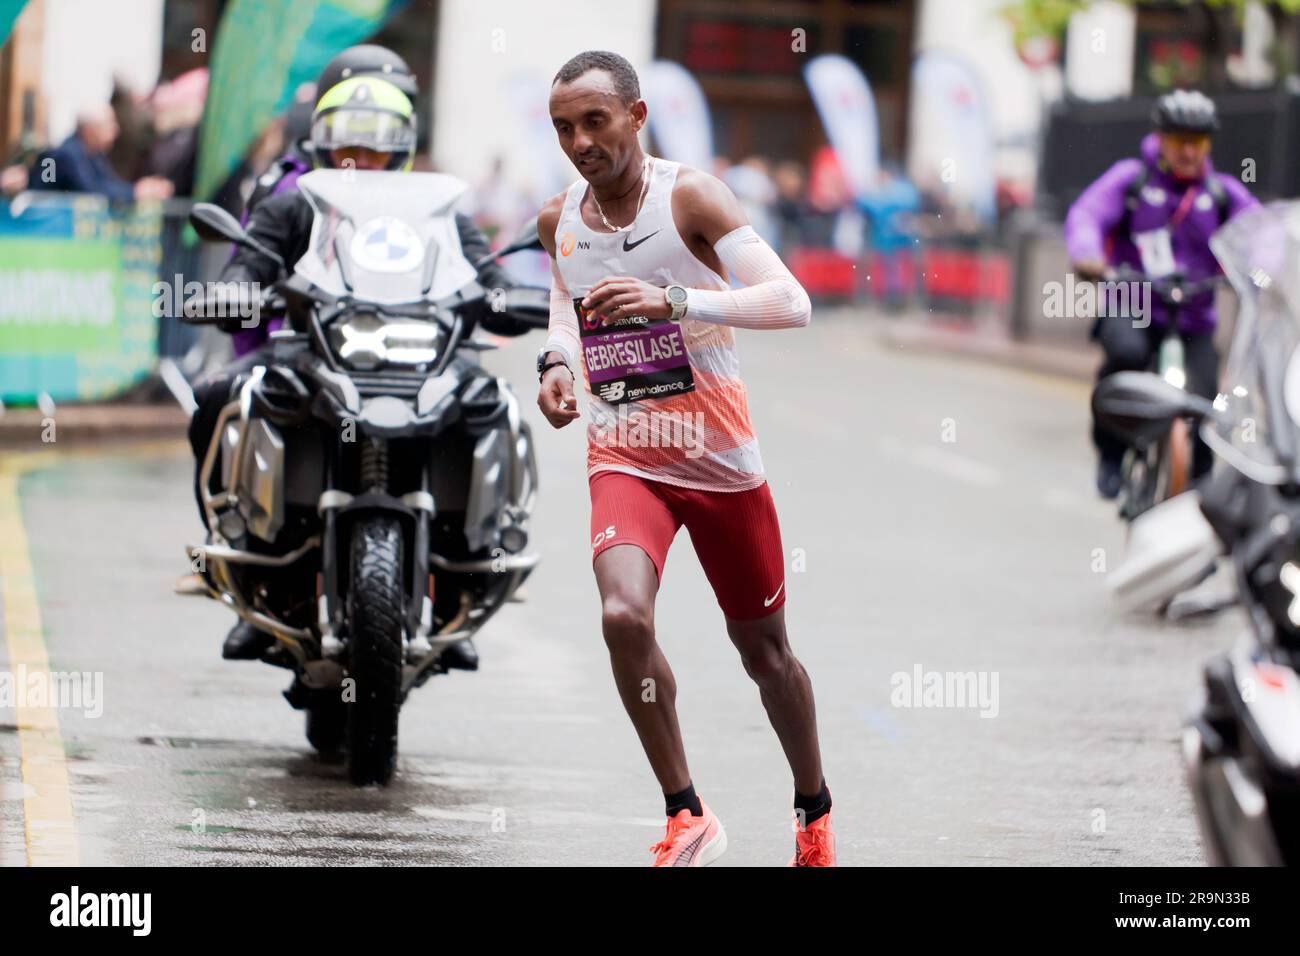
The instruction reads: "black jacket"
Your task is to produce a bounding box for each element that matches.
[221,188,531,336]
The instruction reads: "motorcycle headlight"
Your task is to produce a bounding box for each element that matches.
[328,313,444,371]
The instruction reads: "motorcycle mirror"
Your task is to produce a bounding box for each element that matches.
[476,217,543,267]
[189,202,289,274]
[190,203,248,244]
[1092,371,1216,447]
[500,217,543,255]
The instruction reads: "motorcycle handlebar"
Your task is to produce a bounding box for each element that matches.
[178,283,278,326]
[177,277,550,344]
[495,286,550,329]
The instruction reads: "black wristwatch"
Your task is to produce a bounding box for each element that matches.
[536,348,572,383]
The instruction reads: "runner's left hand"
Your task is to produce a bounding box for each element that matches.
[583,276,671,324]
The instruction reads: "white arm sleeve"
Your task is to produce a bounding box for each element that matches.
[544,258,580,369]
[684,225,812,330]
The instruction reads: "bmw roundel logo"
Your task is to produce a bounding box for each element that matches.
[350,216,426,273]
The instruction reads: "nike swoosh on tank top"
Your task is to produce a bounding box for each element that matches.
[553,158,764,493]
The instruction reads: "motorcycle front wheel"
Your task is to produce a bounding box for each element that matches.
[345,515,405,786]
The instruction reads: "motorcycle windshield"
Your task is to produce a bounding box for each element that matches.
[1209,201,1300,482]
[294,169,478,306]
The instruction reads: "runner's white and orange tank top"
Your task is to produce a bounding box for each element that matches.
[552,158,764,493]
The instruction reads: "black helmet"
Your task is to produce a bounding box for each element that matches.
[316,44,417,99]
[1152,89,1219,134]
[310,75,416,171]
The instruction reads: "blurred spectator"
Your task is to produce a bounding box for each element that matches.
[772,160,811,252]
[859,165,919,248]
[109,79,152,182]
[807,145,858,252]
[29,102,173,202]
[808,145,851,213]
[144,68,209,197]
[723,155,778,246]
[858,166,921,309]
[1,163,28,197]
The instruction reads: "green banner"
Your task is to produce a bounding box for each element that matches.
[0,196,162,403]
[194,0,403,202]
[281,0,405,113]
[194,0,322,203]
[0,0,29,50]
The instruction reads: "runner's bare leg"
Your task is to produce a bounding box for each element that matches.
[594,543,691,793]
[727,608,823,795]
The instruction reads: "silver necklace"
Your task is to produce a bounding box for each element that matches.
[592,156,651,232]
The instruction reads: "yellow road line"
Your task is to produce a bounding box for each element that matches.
[0,438,187,865]
[0,467,79,865]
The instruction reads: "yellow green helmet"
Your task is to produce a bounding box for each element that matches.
[310,75,416,171]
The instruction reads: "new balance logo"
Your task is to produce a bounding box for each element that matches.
[597,381,626,402]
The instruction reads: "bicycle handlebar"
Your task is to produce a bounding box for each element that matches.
[1100,266,1226,306]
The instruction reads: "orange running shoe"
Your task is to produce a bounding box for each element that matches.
[789,812,836,866]
[650,801,727,867]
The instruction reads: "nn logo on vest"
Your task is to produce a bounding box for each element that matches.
[558,232,592,257]
[50,886,151,936]
[1042,274,1151,328]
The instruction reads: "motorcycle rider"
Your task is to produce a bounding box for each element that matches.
[187,53,530,664]
[231,45,418,358]
[1066,89,1256,499]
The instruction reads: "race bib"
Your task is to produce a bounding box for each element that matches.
[1134,228,1176,278]
[574,297,695,405]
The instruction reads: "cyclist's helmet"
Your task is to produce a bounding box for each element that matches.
[309,75,417,171]
[316,44,417,99]
[1152,89,1219,134]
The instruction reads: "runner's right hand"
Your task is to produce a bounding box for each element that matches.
[538,364,580,429]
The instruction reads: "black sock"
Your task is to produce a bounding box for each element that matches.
[794,779,831,827]
[664,783,703,817]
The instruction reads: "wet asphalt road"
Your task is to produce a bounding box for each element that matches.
[0,315,1241,866]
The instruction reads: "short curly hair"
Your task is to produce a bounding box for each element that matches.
[552,50,640,104]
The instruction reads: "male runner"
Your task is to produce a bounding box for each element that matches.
[535,51,833,866]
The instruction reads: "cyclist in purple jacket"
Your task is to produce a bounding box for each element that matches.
[1065,90,1257,498]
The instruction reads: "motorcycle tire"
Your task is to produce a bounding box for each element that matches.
[345,515,405,786]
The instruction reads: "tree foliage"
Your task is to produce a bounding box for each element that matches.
[1001,0,1300,45]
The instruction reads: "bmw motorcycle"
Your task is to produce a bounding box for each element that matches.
[182,170,548,785]
[1095,201,1300,864]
